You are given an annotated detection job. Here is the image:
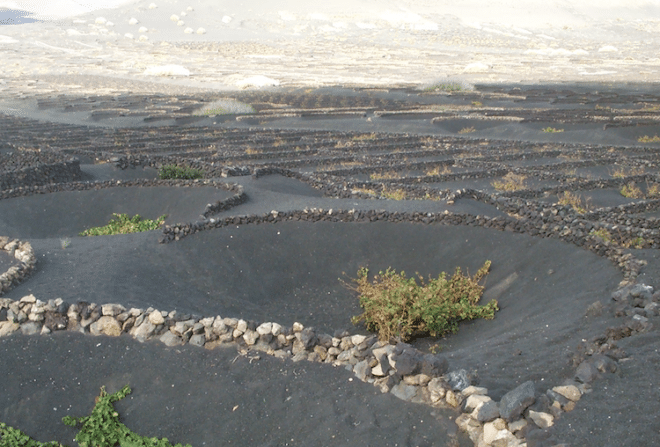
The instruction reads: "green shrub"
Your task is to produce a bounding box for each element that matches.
[158,165,203,180]
[347,261,498,341]
[0,423,64,447]
[1,386,191,447]
[79,213,166,236]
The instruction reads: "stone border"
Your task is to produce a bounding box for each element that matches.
[0,238,36,296]
[1,284,652,447]
[0,159,82,191]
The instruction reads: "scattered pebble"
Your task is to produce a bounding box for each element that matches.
[138,35,149,42]
[170,14,179,22]
[177,21,185,27]
[187,6,194,11]
[106,21,114,27]
[184,27,194,34]
[222,16,232,24]
[149,3,157,9]
[128,17,139,25]
[138,26,148,33]
[124,33,134,39]
[95,17,107,25]
[196,27,206,34]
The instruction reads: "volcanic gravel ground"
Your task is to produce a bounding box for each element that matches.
[2,84,660,447]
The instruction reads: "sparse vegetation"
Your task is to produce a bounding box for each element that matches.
[0,386,191,447]
[542,127,564,133]
[492,173,527,191]
[647,182,660,198]
[244,147,262,155]
[458,126,476,134]
[620,182,645,199]
[610,165,645,178]
[79,213,166,236]
[346,261,498,341]
[589,228,613,244]
[59,238,71,250]
[423,81,468,93]
[370,171,400,181]
[351,133,377,141]
[471,101,483,107]
[638,135,660,143]
[558,191,591,214]
[158,164,204,180]
[425,165,452,176]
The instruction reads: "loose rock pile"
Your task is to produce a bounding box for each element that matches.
[0,237,36,296]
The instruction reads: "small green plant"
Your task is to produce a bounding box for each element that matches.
[458,126,476,134]
[589,228,614,244]
[471,101,483,107]
[620,182,644,199]
[492,173,527,192]
[628,236,646,249]
[542,127,564,133]
[79,213,166,236]
[60,238,71,249]
[558,191,591,214]
[638,135,660,143]
[0,386,192,447]
[424,82,466,93]
[0,423,64,447]
[647,182,660,198]
[158,165,203,180]
[610,165,645,178]
[346,261,498,341]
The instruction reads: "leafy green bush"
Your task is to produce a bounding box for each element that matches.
[1,386,191,447]
[347,261,498,341]
[158,165,203,180]
[0,423,64,447]
[79,213,166,236]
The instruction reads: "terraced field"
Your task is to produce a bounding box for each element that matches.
[2,84,660,447]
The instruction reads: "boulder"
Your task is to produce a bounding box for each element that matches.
[499,381,535,421]
[90,316,122,337]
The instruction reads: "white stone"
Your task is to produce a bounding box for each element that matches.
[256,322,273,336]
[196,27,206,34]
[95,17,106,25]
[66,29,82,36]
[106,22,114,27]
[462,385,488,396]
[271,322,282,336]
[528,410,554,428]
[465,394,491,412]
[170,14,180,22]
[292,322,304,332]
[177,21,185,26]
[148,311,164,325]
[149,3,157,9]
[552,385,581,402]
[0,321,19,337]
[236,319,248,332]
[20,294,36,304]
[599,45,618,52]
[90,316,122,337]
[222,16,232,23]
[351,334,366,346]
[184,27,194,34]
[187,6,194,11]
